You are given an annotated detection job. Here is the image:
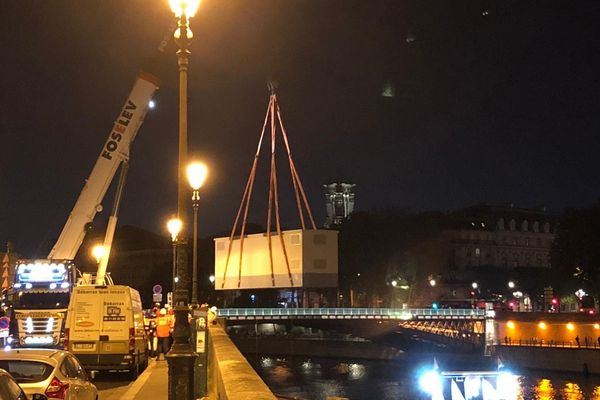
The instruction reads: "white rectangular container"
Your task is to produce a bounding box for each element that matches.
[214,229,338,290]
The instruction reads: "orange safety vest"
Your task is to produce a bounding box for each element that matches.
[156,315,172,338]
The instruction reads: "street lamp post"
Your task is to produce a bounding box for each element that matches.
[168,1,201,399]
[167,218,182,294]
[186,162,208,307]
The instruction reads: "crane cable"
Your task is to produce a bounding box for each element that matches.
[221,98,271,289]
[275,98,317,230]
[221,84,314,289]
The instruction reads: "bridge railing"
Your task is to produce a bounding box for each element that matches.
[217,307,486,319]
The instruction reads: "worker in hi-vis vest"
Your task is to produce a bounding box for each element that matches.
[155,308,173,360]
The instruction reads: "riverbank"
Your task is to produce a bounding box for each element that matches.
[494,344,600,375]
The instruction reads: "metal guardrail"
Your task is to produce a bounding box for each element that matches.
[217,307,486,320]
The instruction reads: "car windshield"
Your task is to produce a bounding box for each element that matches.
[12,292,70,309]
[0,360,53,383]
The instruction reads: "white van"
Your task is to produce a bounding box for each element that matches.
[65,285,148,379]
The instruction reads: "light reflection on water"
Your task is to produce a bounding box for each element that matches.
[249,356,600,400]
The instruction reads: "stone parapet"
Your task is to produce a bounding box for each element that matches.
[207,323,277,400]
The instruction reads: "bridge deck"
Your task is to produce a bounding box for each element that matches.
[217,307,486,321]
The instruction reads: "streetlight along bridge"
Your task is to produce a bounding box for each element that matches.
[217,307,486,321]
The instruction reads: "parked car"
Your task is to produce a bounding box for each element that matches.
[0,348,97,400]
[0,368,46,400]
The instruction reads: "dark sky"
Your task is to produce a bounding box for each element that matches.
[1,1,600,257]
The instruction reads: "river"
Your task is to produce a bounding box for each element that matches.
[247,354,600,400]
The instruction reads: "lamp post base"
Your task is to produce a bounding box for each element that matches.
[167,289,197,399]
[166,351,197,400]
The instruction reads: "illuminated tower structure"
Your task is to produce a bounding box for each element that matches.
[323,182,356,228]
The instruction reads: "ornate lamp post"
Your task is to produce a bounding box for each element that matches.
[167,1,201,398]
[167,217,182,293]
[186,162,208,307]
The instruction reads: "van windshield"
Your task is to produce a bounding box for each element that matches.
[12,292,70,309]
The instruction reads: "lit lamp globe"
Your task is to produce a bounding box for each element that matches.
[187,162,208,190]
[91,245,107,264]
[167,218,183,242]
[169,0,201,17]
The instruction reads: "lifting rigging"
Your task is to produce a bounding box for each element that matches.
[220,82,317,289]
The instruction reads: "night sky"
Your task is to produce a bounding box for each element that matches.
[1,1,600,257]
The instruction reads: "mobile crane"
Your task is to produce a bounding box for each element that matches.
[8,22,174,347]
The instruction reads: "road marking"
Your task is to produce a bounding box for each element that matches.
[118,361,156,400]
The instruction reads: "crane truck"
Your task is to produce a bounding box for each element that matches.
[8,73,159,348]
[7,19,176,349]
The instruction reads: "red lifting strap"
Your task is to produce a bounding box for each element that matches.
[221,86,315,289]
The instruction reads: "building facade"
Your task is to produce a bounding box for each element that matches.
[446,205,559,270]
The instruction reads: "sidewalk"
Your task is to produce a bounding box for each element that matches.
[120,359,168,400]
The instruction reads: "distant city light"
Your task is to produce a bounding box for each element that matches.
[472,282,478,289]
[508,281,515,289]
[391,280,397,287]
[575,289,587,299]
[429,279,436,287]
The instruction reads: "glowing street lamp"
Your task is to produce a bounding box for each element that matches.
[187,161,208,306]
[391,280,398,287]
[167,217,182,292]
[508,281,515,289]
[91,245,107,264]
[169,0,201,18]
[187,162,208,191]
[167,218,183,242]
[471,282,478,290]
[429,279,436,287]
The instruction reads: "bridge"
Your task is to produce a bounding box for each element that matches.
[217,307,487,321]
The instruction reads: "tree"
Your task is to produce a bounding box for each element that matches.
[551,203,600,305]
